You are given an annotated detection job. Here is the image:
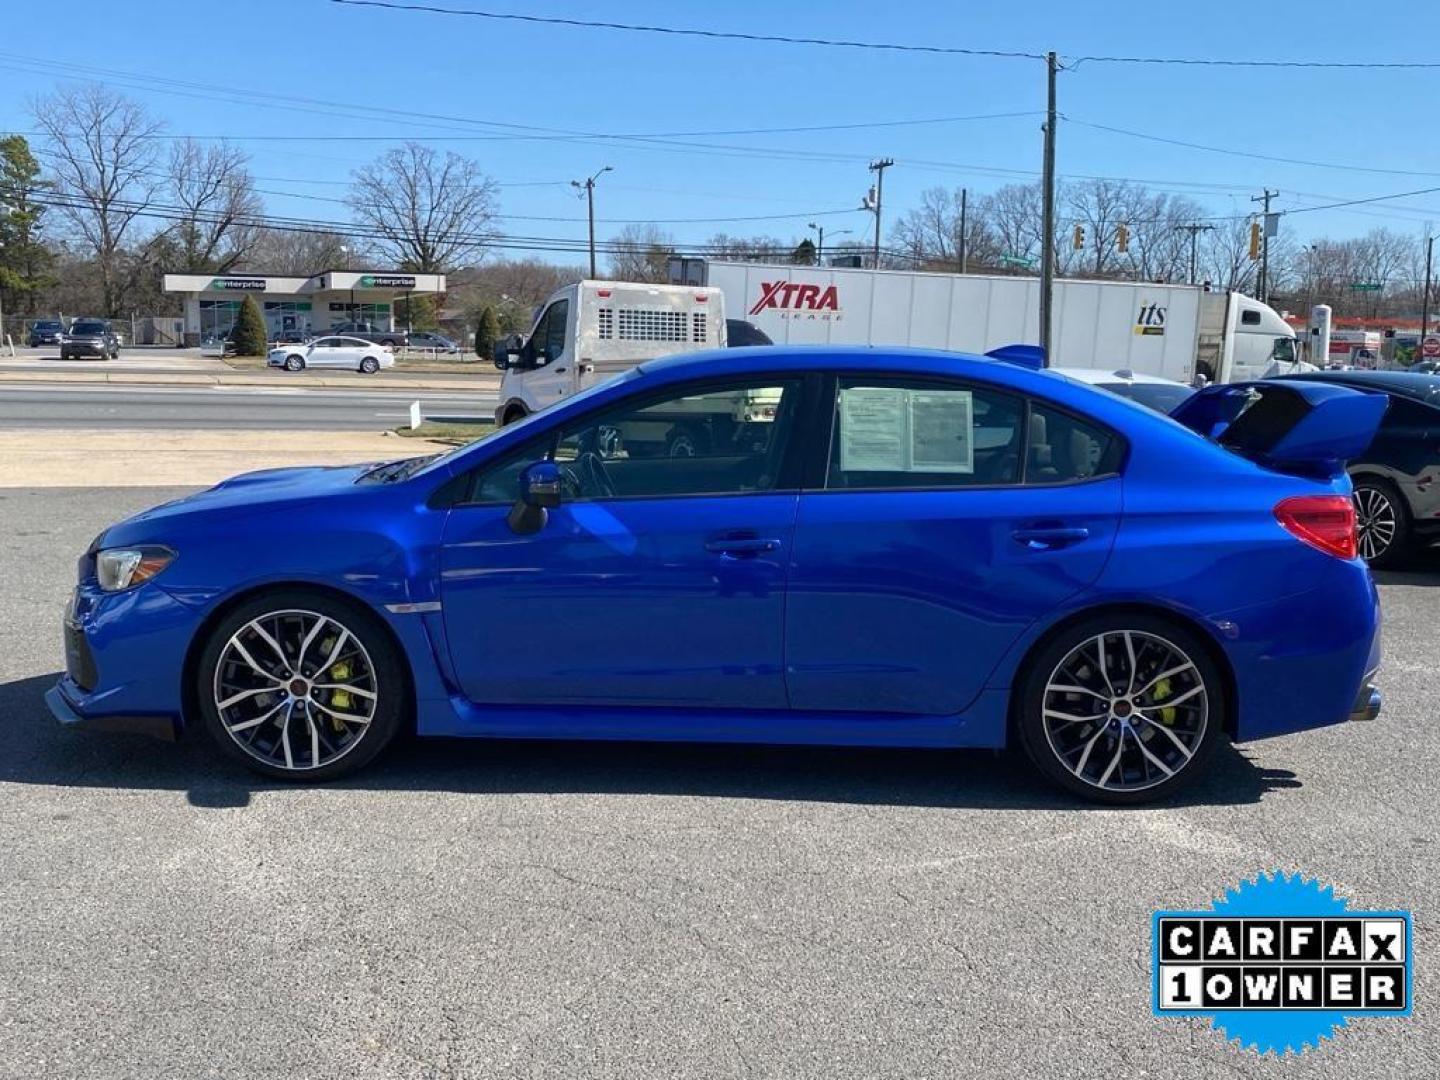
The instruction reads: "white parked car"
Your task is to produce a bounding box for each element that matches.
[267,335,394,374]
[1048,367,1196,414]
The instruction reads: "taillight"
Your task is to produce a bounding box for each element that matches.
[1274,495,1357,560]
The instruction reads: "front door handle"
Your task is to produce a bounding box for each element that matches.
[1012,526,1090,550]
[705,537,782,557]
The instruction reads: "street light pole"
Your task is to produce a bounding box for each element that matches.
[1176,223,1215,285]
[572,166,613,279]
[807,221,824,265]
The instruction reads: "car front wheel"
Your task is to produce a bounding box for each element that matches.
[1015,614,1222,804]
[1352,478,1409,567]
[195,591,407,781]
[284,355,305,372]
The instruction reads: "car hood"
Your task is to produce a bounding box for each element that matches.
[100,462,387,542]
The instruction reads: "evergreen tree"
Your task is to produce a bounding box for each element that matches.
[474,305,500,359]
[232,294,268,356]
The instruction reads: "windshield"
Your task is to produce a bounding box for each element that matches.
[71,321,107,334]
[36,321,61,330]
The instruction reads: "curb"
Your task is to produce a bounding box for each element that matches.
[0,370,499,392]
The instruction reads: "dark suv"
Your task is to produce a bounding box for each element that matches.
[1276,369,1440,565]
[60,319,120,361]
[28,319,66,347]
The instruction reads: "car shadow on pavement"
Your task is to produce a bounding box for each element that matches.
[1,673,1301,811]
[1373,567,1440,587]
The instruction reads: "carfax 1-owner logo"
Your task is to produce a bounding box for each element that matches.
[1152,872,1412,1054]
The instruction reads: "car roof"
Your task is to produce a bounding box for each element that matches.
[1046,366,1189,387]
[1277,369,1440,403]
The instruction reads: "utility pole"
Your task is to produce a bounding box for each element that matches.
[1039,51,1058,364]
[1176,223,1215,285]
[572,166,613,279]
[1423,233,1435,341]
[958,188,968,274]
[1251,189,1278,303]
[865,158,894,269]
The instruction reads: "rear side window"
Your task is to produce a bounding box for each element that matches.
[1027,403,1121,482]
[825,378,1024,489]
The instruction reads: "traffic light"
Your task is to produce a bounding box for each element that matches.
[1073,224,1085,250]
[1117,223,1130,253]
[1249,221,1262,260]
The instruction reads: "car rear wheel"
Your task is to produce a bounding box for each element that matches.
[360,356,380,374]
[1015,614,1223,804]
[195,591,407,781]
[1352,478,1409,567]
[284,355,305,372]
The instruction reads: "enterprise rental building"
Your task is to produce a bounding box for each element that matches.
[162,271,447,346]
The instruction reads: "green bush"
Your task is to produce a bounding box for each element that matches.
[474,305,500,359]
[231,294,269,357]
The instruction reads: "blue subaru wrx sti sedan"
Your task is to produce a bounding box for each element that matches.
[48,347,1386,803]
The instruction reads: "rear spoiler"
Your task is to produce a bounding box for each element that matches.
[1170,380,1388,478]
[985,343,1046,370]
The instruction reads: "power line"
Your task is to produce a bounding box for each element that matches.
[326,0,1046,59]
[1066,117,1440,179]
[330,0,1440,68]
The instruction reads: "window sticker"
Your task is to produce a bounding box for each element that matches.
[839,387,974,473]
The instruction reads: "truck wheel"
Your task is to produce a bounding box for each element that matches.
[665,423,709,458]
[501,404,528,426]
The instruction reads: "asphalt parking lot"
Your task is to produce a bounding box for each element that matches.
[2,486,1437,1079]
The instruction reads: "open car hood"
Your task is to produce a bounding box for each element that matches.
[1169,380,1389,479]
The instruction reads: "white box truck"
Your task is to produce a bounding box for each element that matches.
[682,259,1297,385]
[493,280,785,455]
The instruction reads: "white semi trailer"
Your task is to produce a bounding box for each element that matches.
[679,259,1296,385]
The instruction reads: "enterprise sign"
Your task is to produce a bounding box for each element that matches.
[207,277,267,291]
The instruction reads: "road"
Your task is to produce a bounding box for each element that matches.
[0,381,497,430]
[0,485,1436,1080]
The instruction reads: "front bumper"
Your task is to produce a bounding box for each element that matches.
[63,341,109,357]
[45,681,179,741]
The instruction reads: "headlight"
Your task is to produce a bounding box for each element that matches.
[96,547,176,592]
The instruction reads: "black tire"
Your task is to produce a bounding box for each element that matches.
[359,356,380,374]
[194,589,408,782]
[501,403,528,426]
[1352,476,1411,568]
[284,355,305,372]
[1014,613,1224,805]
[664,422,709,458]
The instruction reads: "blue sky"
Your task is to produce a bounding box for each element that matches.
[2,0,1437,261]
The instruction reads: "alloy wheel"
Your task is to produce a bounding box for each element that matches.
[212,608,378,771]
[1041,630,1209,794]
[1353,486,1397,561]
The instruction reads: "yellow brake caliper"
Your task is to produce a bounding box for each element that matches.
[327,659,353,731]
[1151,677,1178,726]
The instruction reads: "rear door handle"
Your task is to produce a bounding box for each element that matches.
[1012,526,1090,550]
[705,537,782,557]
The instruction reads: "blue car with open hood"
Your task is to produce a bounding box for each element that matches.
[48,347,1386,803]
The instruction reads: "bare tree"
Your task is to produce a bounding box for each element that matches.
[32,84,162,315]
[348,143,498,271]
[450,257,585,333]
[166,138,261,272]
[1200,217,1260,294]
[704,233,792,261]
[890,186,998,270]
[606,223,674,282]
[980,183,1046,274]
[246,228,353,276]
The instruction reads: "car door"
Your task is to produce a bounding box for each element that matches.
[523,298,575,410]
[306,337,339,367]
[784,374,1124,716]
[439,374,810,709]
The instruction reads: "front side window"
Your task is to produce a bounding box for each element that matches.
[543,299,569,361]
[825,378,1024,489]
[466,378,803,504]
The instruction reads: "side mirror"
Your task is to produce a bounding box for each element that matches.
[520,460,562,508]
[508,460,562,535]
[492,334,525,371]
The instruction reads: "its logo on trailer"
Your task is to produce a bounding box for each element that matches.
[749,280,843,321]
[1135,302,1167,336]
